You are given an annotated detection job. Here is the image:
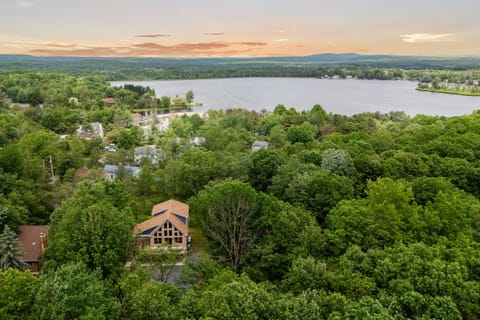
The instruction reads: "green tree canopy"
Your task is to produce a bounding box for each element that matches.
[44,180,135,280]
[33,262,121,320]
[0,269,38,320]
[190,180,260,272]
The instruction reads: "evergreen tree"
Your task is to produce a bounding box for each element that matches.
[0,225,26,271]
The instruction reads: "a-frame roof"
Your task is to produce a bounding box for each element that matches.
[134,212,188,236]
[135,199,189,236]
[151,199,189,219]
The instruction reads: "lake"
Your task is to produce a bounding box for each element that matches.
[111,78,480,116]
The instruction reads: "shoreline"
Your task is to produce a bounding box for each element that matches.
[416,87,480,97]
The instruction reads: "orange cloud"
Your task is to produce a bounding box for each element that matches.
[400,33,459,43]
[237,42,267,46]
[27,40,268,57]
[204,32,225,36]
[134,34,172,38]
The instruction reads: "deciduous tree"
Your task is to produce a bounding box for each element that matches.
[0,269,38,319]
[33,262,121,320]
[44,180,135,280]
[190,180,259,272]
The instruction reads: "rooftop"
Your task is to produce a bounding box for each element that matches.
[151,199,189,219]
[18,225,49,261]
[104,164,141,176]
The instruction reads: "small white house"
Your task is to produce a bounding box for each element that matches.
[134,146,165,164]
[104,165,141,181]
[251,140,269,152]
[77,122,104,140]
[190,137,206,147]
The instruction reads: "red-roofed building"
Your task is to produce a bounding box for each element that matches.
[18,225,48,275]
[101,97,116,106]
[134,200,190,251]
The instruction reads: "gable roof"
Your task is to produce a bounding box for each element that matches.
[18,225,48,261]
[134,199,189,237]
[151,199,189,219]
[103,164,141,176]
[134,212,188,236]
[252,140,269,151]
[135,146,158,156]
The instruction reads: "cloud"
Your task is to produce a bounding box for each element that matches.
[23,40,268,57]
[237,42,267,46]
[274,38,289,42]
[16,1,33,7]
[0,1,33,8]
[0,36,90,49]
[134,34,171,38]
[400,33,459,43]
[43,42,85,48]
[275,30,286,33]
[204,32,225,36]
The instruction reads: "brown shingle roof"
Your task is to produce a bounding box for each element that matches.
[135,199,189,236]
[134,212,188,236]
[101,97,115,105]
[151,199,189,219]
[18,225,48,261]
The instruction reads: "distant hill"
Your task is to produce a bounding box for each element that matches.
[2,53,480,65]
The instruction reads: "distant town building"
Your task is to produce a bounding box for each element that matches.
[134,146,165,164]
[104,164,141,181]
[155,117,171,132]
[101,97,116,106]
[68,97,79,105]
[251,140,269,152]
[132,113,147,126]
[104,144,117,152]
[77,122,104,140]
[190,136,206,146]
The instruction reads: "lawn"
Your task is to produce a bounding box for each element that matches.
[189,227,208,253]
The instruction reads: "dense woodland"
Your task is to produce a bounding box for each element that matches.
[1,54,480,83]
[2,70,480,319]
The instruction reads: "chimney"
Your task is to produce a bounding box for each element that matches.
[39,232,47,251]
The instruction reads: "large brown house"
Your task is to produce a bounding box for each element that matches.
[18,225,48,275]
[134,199,189,251]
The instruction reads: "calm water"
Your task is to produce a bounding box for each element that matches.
[112,78,480,116]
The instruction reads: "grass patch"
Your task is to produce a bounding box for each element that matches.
[416,87,480,96]
[189,227,208,253]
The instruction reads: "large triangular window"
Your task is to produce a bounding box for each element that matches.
[153,220,183,245]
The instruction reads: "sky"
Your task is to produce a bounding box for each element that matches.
[0,0,479,58]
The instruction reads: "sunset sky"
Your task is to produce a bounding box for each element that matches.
[0,0,479,57]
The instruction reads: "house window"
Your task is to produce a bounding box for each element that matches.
[151,220,184,247]
[153,227,163,244]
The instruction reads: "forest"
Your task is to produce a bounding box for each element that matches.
[1,54,480,83]
[1,70,480,319]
